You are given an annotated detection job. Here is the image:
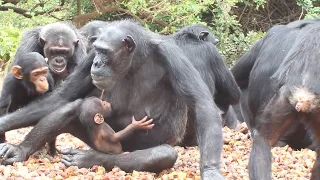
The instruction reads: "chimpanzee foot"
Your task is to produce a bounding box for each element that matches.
[61,149,106,168]
[0,143,27,165]
[202,168,224,180]
[235,122,248,134]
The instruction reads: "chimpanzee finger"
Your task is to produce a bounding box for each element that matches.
[61,158,74,166]
[141,119,153,126]
[0,145,8,157]
[2,157,18,165]
[139,116,149,122]
[60,148,78,155]
[144,124,155,129]
[61,155,72,161]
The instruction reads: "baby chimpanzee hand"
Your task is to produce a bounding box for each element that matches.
[131,116,154,130]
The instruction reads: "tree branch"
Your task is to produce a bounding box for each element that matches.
[0,5,31,18]
[2,0,20,5]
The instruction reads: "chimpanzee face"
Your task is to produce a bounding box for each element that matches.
[40,35,79,75]
[12,52,50,94]
[90,27,136,90]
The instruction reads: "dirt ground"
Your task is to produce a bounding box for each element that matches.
[0,127,315,180]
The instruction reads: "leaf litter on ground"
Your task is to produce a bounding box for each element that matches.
[0,127,315,180]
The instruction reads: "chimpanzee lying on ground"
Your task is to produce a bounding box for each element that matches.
[231,18,320,179]
[0,20,241,180]
[78,97,154,154]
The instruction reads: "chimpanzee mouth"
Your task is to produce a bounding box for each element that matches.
[91,74,115,90]
[50,64,67,74]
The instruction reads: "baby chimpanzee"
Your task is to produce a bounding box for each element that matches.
[79,97,154,154]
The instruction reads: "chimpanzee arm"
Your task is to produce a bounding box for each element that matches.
[0,52,96,134]
[231,39,263,89]
[156,40,224,180]
[209,47,241,105]
[73,30,88,64]
[0,99,83,165]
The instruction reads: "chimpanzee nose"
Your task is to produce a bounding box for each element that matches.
[56,58,63,63]
[93,59,105,68]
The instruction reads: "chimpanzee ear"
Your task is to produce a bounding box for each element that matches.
[122,35,136,53]
[199,31,209,41]
[39,37,46,46]
[12,65,23,79]
[98,28,103,34]
[74,39,79,47]
[213,39,219,45]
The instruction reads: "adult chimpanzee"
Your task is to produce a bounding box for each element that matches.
[231,18,320,179]
[81,22,242,131]
[79,97,154,154]
[12,22,87,84]
[0,20,226,179]
[169,24,243,133]
[80,20,109,52]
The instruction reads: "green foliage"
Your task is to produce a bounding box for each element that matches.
[0,25,21,62]
[120,0,265,65]
[297,0,320,18]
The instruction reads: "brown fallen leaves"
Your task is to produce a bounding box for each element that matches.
[0,127,316,179]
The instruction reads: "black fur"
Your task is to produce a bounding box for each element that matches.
[0,20,226,179]
[231,18,320,179]
[12,22,87,84]
[80,20,109,52]
[169,24,241,130]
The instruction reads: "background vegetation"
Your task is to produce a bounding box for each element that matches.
[0,0,318,74]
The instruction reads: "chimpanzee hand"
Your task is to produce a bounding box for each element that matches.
[61,149,107,168]
[131,116,154,130]
[0,143,27,165]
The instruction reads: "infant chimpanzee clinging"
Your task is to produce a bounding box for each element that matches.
[80,97,154,154]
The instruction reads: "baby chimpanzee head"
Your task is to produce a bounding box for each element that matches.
[80,97,112,124]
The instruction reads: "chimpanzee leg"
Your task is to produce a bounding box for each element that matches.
[0,99,83,165]
[309,113,320,180]
[61,115,178,172]
[224,106,241,129]
[249,87,296,180]
[61,144,177,173]
[78,116,122,154]
[311,145,320,180]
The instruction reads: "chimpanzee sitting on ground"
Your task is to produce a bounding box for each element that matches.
[0,20,229,180]
[80,22,243,132]
[0,52,57,155]
[0,52,54,115]
[0,22,88,151]
[231,18,320,179]
[78,97,154,154]
[168,24,245,146]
